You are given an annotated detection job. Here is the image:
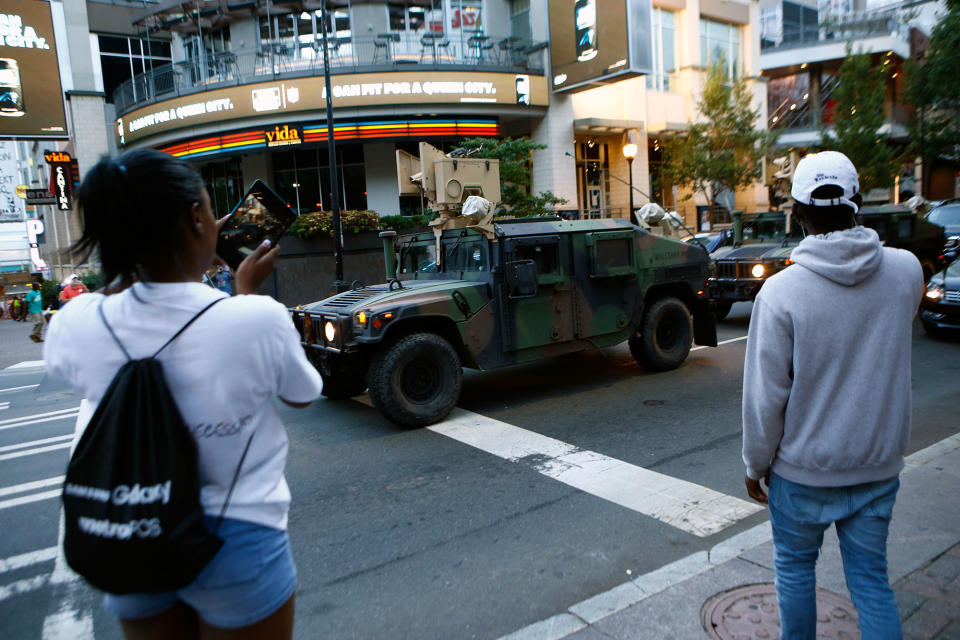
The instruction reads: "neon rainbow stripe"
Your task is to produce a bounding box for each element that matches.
[159,118,499,159]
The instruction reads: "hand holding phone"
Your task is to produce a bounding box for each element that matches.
[235,239,280,295]
[216,179,297,270]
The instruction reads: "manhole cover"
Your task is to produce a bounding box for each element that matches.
[701,583,860,639]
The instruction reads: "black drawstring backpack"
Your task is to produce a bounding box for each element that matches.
[63,297,252,594]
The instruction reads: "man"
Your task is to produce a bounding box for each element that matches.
[25,283,44,342]
[11,296,21,321]
[742,151,923,639]
[59,275,88,306]
[212,265,234,295]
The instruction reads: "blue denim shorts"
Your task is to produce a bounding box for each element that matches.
[103,516,296,629]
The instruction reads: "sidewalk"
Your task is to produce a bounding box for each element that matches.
[0,318,45,369]
[503,435,960,640]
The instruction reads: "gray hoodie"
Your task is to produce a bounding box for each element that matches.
[742,226,923,487]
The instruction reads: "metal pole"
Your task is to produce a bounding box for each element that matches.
[320,2,346,292]
[627,156,635,225]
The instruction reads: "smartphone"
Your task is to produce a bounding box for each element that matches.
[216,179,297,270]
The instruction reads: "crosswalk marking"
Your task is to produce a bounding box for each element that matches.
[0,384,40,394]
[0,409,80,432]
[0,547,57,574]
[0,435,73,454]
[0,476,64,499]
[0,489,62,511]
[428,409,763,537]
[0,407,80,427]
[0,443,72,461]
[691,335,748,352]
[0,401,10,411]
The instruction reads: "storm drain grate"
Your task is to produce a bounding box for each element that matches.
[701,583,860,639]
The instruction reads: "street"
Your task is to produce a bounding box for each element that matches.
[1,303,958,640]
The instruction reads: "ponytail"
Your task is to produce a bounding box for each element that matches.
[72,149,206,286]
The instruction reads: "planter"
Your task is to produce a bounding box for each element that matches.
[279,230,383,256]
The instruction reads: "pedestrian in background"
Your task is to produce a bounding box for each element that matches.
[741,151,923,639]
[11,296,22,321]
[213,265,234,295]
[26,283,44,342]
[44,148,323,640]
[59,275,88,306]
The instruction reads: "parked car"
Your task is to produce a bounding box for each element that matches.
[920,239,960,335]
[924,199,960,243]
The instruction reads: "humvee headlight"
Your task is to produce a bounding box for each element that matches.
[324,321,336,342]
[925,286,944,301]
[358,311,367,325]
[751,264,766,278]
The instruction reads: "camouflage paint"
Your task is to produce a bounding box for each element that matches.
[291,217,717,375]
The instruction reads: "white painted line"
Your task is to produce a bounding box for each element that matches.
[0,384,40,394]
[429,409,764,537]
[0,402,9,411]
[0,443,72,461]
[498,429,960,640]
[0,547,57,574]
[0,489,61,511]
[0,435,73,454]
[0,407,80,427]
[498,614,587,640]
[42,609,94,640]
[0,412,79,432]
[0,574,49,602]
[0,476,64,499]
[691,335,748,352]
[5,360,46,370]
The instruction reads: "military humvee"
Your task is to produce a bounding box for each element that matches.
[707,211,803,319]
[708,204,947,320]
[290,143,717,427]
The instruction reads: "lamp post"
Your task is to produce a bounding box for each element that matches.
[292,182,301,213]
[320,2,346,292]
[622,142,638,225]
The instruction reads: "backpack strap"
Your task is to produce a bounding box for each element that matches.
[98,302,133,361]
[214,428,256,534]
[152,297,226,358]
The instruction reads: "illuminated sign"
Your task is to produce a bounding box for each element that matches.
[265,124,301,147]
[549,0,653,93]
[52,163,70,210]
[43,150,71,163]
[0,141,24,222]
[160,118,499,160]
[117,71,546,146]
[25,217,44,270]
[0,1,68,139]
[25,187,54,204]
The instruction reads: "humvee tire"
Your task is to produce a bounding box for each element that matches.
[713,301,733,322]
[630,296,693,371]
[320,374,368,400]
[367,332,463,427]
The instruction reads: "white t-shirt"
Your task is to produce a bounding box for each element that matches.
[44,282,323,531]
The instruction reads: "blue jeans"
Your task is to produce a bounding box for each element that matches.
[768,472,902,640]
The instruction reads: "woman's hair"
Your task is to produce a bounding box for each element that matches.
[72,149,206,286]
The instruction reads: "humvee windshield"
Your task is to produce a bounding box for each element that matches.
[742,214,803,242]
[398,234,489,277]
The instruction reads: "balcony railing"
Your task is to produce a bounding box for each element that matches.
[761,9,909,52]
[113,35,548,114]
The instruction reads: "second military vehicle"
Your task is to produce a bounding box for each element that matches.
[290,143,717,427]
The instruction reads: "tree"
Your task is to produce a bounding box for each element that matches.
[662,60,778,221]
[904,1,960,196]
[819,46,898,193]
[459,137,566,217]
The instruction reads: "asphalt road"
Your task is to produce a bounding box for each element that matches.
[0,303,958,640]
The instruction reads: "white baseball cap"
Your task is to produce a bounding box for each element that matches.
[790,151,860,213]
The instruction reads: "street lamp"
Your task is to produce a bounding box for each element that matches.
[292,182,301,213]
[622,142,638,225]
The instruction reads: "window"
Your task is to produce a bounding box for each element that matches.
[272,146,366,213]
[389,2,444,34]
[515,243,558,275]
[646,8,676,92]
[510,0,531,42]
[260,9,350,59]
[700,18,741,78]
[200,158,243,218]
[588,231,634,277]
[98,34,171,103]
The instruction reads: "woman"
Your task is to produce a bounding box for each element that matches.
[44,149,323,639]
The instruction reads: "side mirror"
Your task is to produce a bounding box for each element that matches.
[506,259,538,298]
